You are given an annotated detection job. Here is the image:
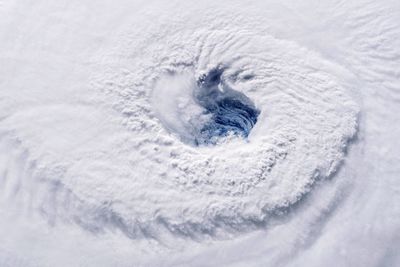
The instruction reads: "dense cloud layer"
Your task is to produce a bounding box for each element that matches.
[0,0,399,266]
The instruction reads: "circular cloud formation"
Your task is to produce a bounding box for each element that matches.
[83,21,359,238]
[0,9,358,241]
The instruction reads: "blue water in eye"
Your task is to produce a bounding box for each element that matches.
[194,68,260,145]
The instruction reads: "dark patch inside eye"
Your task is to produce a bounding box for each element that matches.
[194,68,260,145]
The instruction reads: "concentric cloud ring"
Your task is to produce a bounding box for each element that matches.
[0,12,359,241]
[82,24,359,238]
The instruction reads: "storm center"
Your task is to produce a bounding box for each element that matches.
[151,68,260,146]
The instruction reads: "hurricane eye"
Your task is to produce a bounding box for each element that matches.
[151,69,260,146]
